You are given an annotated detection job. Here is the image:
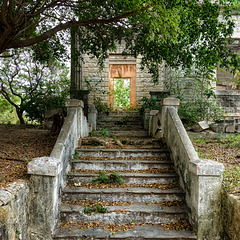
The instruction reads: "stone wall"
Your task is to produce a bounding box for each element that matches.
[28,99,89,240]
[0,180,29,240]
[0,100,89,240]
[149,97,225,240]
[215,90,240,116]
[221,193,240,239]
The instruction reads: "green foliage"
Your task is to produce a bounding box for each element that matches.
[99,128,109,139]
[137,97,163,115]
[167,66,223,126]
[0,49,70,124]
[178,99,223,126]
[94,97,112,114]
[222,165,240,193]
[72,151,79,159]
[83,202,107,214]
[222,134,240,148]
[90,140,102,146]
[113,78,130,109]
[1,1,239,85]
[0,96,19,124]
[92,171,125,184]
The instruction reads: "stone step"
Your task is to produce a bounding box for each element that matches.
[71,160,173,171]
[99,111,139,117]
[62,186,185,203]
[75,149,169,158]
[94,130,148,137]
[67,172,178,185]
[96,124,143,131]
[53,225,197,240]
[59,203,189,224]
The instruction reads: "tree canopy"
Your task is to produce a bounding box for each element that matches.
[1,0,240,80]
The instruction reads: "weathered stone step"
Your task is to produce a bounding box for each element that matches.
[67,172,178,185]
[75,149,169,158]
[97,118,142,124]
[53,225,197,239]
[99,111,139,117]
[94,130,148,137]
[62,186,185,203]
[71,160,173,171]
[59,203,189,224]
[96,124,143,131]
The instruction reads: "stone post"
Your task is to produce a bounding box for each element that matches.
[88,106,98,131]
[161,97,180,138]
[28,157,63,240]
[189,159,224,240]
[65,99,84,138]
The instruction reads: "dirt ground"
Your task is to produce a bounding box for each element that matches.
[191,136,240,194]
[0,124,58,189]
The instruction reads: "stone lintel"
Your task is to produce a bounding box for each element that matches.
[28,157,62,176]
[150,110,159,116]
[65,99,84,108]
[162,97,180,106]
[189,159,224,176]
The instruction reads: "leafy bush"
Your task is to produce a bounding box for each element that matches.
[94,97,112,114]
[178,99,223,126]
[137,97,162,115]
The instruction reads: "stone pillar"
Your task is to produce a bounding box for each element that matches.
[189,159,224,240]
[65,99,84,138]
[70,28,83,95]
[28,157,63,240]
[88,106,98,131]
[161,97,180,138]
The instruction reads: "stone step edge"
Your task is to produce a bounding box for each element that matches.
[59,203,189,214]
[67,172,178,178]
[63,186,185,194]
[53,225,197,239]
[75,148,169,153]
[71,159,173,164]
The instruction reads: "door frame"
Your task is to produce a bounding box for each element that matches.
[109,64,136,109]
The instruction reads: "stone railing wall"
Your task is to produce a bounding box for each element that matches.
[149,97,224,240]
[0,180,30,240]
[27,99,89,240]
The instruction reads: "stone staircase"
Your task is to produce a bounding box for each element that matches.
[53,111,197,240]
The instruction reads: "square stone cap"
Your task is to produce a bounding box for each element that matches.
[189,159,224,176]
[65,99,84,108]
[162,97,180,106]
[28,156,62,176]
[150,110,160,116]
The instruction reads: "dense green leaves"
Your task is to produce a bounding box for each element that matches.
[1,0,239,82]
[0,48,70,124]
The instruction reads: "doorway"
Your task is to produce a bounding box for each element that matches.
[109,64,136,109]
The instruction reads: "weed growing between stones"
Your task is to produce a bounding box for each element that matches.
[92,171,125,184]
[72,150,79,159]
[99,128,109,138]
[83,202,107,214]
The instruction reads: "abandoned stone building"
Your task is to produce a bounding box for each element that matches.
[70,11,240,122]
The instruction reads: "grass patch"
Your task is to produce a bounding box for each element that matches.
[83,202,107,214]
[222,165,240,193]
[92,171,125,184]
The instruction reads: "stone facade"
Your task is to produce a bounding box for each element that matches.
[76,43,165,108]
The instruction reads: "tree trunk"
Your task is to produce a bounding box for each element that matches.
[16,108,25,124]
